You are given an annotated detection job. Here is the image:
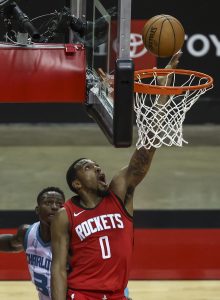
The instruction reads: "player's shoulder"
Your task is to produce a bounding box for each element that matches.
[52,207,69,224]
[57,207,68,215]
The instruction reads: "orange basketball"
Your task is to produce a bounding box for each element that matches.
[142,14,185,57]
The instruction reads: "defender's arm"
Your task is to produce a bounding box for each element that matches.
[0,224,29,252]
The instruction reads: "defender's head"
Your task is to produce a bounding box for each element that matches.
[35,187,65,225]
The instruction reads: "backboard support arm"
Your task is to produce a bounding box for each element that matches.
[86,58,134,147]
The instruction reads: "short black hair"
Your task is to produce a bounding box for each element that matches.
[37,187,65,204]
[66,158,86,193]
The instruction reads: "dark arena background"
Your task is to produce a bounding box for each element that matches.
[0,0,220,293]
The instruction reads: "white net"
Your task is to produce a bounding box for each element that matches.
[134,70,213,149]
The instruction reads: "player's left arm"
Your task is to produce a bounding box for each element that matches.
[109,147,156,215]
[156,51,182,104]
[109,52,182,215]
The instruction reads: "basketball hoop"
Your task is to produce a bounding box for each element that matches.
[134,68,214,149]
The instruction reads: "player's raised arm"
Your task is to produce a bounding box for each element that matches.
[51,208,69,300]
[0,224,29,252]
[109,52,182,214]
[109,146,156,214]
[156,51,182,105]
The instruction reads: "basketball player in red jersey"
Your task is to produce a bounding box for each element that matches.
[51,52,181,300]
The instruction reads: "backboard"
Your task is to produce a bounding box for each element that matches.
[68,0,134,147]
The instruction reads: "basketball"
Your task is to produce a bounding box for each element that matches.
[142,14,185,57]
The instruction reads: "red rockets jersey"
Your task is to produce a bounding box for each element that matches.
[64,191,133,293]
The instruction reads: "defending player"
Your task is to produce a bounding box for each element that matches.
[0,187,65,300]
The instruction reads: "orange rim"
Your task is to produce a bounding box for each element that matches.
[134,68,214,95]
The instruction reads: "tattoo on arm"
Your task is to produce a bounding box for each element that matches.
[129,148,154,178]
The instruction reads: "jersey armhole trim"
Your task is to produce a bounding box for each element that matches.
[109,190,133,221]
[23,224,33,251]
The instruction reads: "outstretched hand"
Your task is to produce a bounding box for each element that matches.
[165,50,183,69]
[157,50,183,87]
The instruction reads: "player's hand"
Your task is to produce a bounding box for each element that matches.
[157,50,183,86]
[165,50,183,69]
